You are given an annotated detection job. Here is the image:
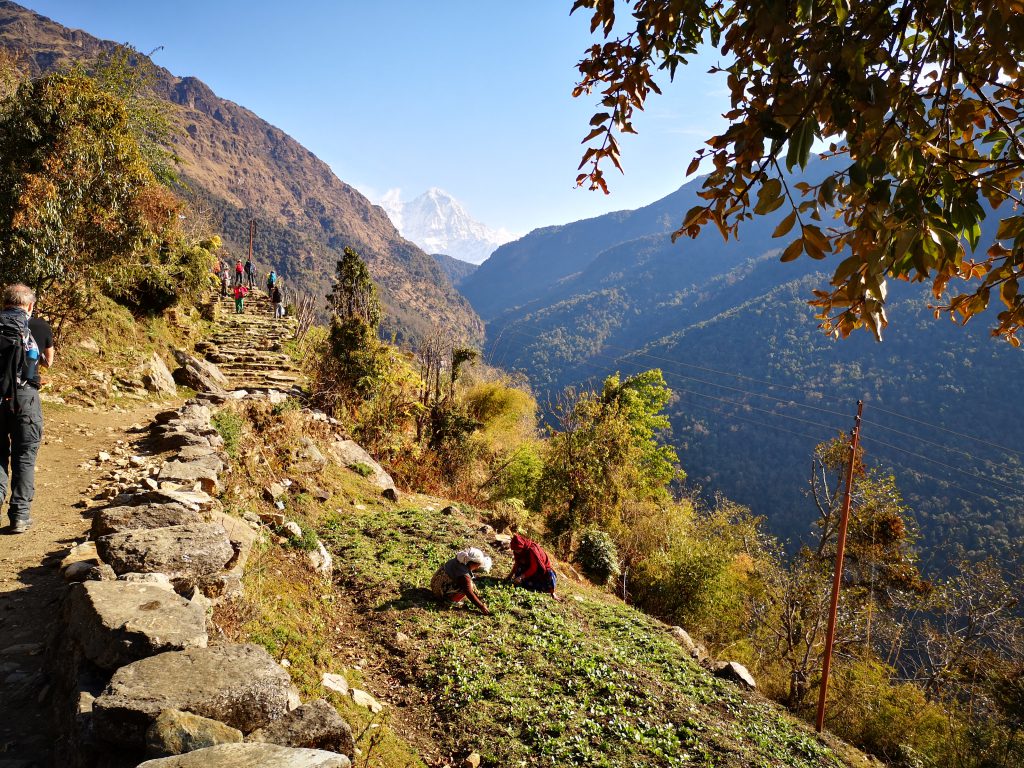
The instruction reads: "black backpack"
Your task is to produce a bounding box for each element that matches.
[0,314,27,405]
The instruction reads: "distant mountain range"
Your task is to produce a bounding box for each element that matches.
[0,1,481,344]
[464,162,1024,568]
[379,188,515,265]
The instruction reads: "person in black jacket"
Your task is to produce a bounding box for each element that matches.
[0,284,45,534]
[271,285,284,319]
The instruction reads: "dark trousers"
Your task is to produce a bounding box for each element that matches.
[0,388,42,525]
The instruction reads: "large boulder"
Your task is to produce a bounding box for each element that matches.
[326,440,395,492]
[246,699,354,757]
[668,626,707,661]
[91,503,207,538]
[96,523,235,581]
[93,644,294,748]
[145,709,243,758]
[136,742,350,767]
[713,661,756,690]
[143,352,178,396]
[172,351,229,395]
[64,582,208,671]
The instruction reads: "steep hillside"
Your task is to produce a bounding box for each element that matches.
[432,252,478,286]
[0,0,482,344]
[477,173,1024,567]
[461,187,693,320]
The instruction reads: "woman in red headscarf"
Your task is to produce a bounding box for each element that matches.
[507,534,560,600]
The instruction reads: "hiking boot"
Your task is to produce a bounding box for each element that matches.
[9,519,30,534]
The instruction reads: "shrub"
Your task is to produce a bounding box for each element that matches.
[211,409,243,458]
[348,462,373,478]
[486,498,528,532]
[576,529,621,586]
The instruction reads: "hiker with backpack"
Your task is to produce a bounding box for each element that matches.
[266,269,277,295]
[234,259,244,287]
[271,285,284,319]
[0,284,46,534]
[220,263,230,298]
[245,256,257,290]
[233,283,249,314]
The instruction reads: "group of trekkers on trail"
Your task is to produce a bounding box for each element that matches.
[430,534,561,615]
[0,283,54,535]
[214,256,285,318]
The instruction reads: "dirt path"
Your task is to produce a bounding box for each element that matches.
[0,400,174,768]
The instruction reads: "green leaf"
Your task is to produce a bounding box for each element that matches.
[786,120,817,171]
[754,178,783,215]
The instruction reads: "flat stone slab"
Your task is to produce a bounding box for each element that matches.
[92,503,207,538]
[110,489,218,513]
[64,582,208,670]
[327,440,395,491]
[94,644,294,748]
[136,742,350,767]
[158,461,222,494]
[96,523,234,580]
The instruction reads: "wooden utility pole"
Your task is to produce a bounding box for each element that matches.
[815,399,864,733]
[247,220,256,262]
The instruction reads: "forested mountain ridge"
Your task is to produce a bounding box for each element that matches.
[477,168,1024,568]
[0,0,482,343]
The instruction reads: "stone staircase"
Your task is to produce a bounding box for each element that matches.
[198,291,305,394]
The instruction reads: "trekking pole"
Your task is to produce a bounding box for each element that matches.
[815,399,863,733]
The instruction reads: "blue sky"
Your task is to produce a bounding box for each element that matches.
[20,1,729,235]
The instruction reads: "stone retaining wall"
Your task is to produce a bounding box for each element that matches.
[50,391,359,768]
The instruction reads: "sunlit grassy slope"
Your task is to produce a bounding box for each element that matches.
[307,493,868,768]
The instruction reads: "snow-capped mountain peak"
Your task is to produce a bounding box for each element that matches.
[377,188,516,265]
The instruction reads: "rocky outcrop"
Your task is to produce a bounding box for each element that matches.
[172,351,229,394]
[327,439,396,492]
[713,661,757,690]
[143,352,178,396]
[50,378,375,767]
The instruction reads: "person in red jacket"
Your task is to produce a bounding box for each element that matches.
[507,534,561,600]
[232,283,249,314]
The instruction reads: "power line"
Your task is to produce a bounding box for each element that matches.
[491,320,1023,469]
[861,418,1004,465]
[682,396,834,443]
[860,436,1023,496]
[863,453,1002,503]
[495,322,852,418]
[869,404,1023,459]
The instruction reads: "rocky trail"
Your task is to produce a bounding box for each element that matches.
[0,403,174,767]
[202,292,302,394]
[0,294,311,768]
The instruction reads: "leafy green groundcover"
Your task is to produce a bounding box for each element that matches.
[317,500,849,768]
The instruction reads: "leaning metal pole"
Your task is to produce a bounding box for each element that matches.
[815,399,864,733]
